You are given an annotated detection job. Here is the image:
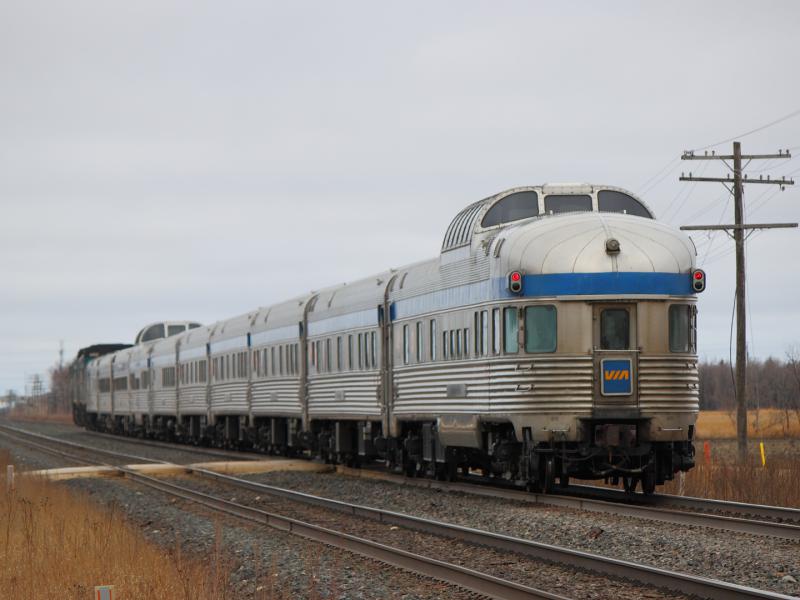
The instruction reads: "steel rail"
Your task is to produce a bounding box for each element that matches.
[341,469,800,541]
[0,425,566,600]
[87,429,265,462]
[1,424,797,600]
[570,484,800,523]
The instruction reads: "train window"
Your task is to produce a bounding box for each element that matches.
[669,305,695,353]
[430,320,437,361]
[600,309,630,350]
[226,355,231,379]
[524,305,557,353]
[443,331,449,360]
[481,191,540,228]
[544,194,592,215]
[481,311,489,356]
[473,313,480,355]
[504,308,519,353]
[200,360,207,383]
[598,190,652,218]
[325,338,331,372]
[453,330,459,358]
[371,331,377,368]
[493,309,501,354]
[141,324,165,342]
[403,325,409,365]
[463,329,469,358]
[348,335,353,370]
[189,322,201,329]
[337,337,343,371]
[270,347,276,375]
[358,334,363,369]
[168,324,185,337]
[416,322,423,362]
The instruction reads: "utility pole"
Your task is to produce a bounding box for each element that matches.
[680,142,795,462]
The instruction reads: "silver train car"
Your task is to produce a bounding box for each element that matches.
[72,184,705,493]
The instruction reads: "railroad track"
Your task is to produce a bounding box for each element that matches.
[0,423,795,600]
[7,422,800,539]
[340,467,800,541]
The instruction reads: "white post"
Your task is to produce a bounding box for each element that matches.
[6,465,14,492]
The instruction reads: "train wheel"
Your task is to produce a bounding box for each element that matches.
[641,469,656,495]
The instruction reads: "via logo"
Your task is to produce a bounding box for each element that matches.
[601,359,633,396]
[604,369,630,381]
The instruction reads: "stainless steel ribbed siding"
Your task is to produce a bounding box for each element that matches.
[393,355,593,416]
[210,381,248,415]
[131,389,148,415]
[98,392,111,414]
[178,384,208,415]
[638,355,700,413]
[152,388,177,415]
[115,390,132,415]
[308,371,381,417]
[251,378,302,416]
[489,355,593,413]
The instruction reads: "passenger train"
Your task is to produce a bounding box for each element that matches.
[70,184,705,494]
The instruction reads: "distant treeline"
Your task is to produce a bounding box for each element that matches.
[699,355,800,411]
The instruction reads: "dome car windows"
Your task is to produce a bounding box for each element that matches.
[544,194,592,215]
[481,191,539,228]
[167,324,186,337]
[598,190,652,218]
[141,324,165,342]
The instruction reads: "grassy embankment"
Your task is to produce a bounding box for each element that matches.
[0,449,236,599]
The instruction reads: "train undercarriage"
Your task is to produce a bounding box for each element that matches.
[76,409,695,495]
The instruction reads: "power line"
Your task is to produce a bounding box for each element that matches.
[689,108,800,152]
[637,157,681,196]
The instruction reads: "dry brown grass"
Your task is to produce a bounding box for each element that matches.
[0,450,234,599]
[696,409,800,439]
[7,402,73,425]
[662,455,800,508]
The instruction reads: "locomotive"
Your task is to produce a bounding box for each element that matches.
[72,184,703,494]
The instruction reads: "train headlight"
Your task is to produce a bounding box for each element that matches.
[508,271,523,294]
[691,268,706,293]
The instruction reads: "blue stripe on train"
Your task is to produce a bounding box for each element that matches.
[520,272,693,297]
[391,272,693,320]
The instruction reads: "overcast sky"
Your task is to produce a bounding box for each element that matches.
[2,1,799,394]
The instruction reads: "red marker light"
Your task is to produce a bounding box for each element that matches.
[511,272,521,282]
[691,268,706,292]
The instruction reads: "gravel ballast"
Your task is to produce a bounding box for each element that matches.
[243,470,800,596]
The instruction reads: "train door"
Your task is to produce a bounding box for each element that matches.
[592,304,638,409]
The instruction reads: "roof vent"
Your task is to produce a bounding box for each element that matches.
[605,238,621,254]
